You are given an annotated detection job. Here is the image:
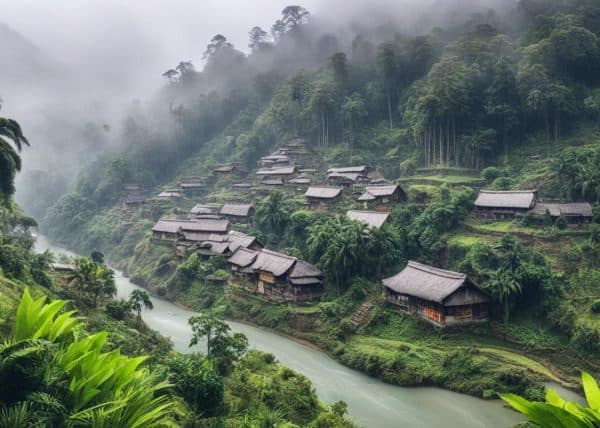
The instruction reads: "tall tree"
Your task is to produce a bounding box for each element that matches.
[342,93,367,154]
[0,114,29,199]
[248,26,271,51]
[129,289,153,327]
[376,43,398,129]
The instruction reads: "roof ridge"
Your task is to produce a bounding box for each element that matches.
[407,260,466,280]
[479,189,537,194]
[260,248,297,261]
[347,209,390,214]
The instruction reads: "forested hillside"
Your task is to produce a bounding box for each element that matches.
[29,0,600,417]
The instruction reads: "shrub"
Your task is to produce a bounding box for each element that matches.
[482,167,502,182]
[556,214,568,230]
[105,299,131,320]
[492,176,515,190]
[590,299,600,313]
[520,211,536,226]
[571,321,600,351]
[156,285,167,296]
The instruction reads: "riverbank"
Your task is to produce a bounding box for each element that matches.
[36,234,527,428]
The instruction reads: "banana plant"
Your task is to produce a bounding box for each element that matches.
[501,371,600,428]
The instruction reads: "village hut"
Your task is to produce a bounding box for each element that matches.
[304,187,343,210]
[326,172,370,188]
[382,261,490,327]
[152,218,230,242]
[260,177,284,186]
[227,230,263,252]
[357,185,405,210]
[219,203,254,223]
[326,165,371,174]
[346,210,390,229]
[227,247,259,279]
[178,177,205,196]
[190,204,214,216]
[213,162,247,177]
[474,190,537,219]
[532,202,593,224]
[231,182,252,193]
[256,166,297,182]
[50,263,76,273]
[152,219,195,241]
[248,249,324,302]
[288,173,312,189]
[260,153,290,167]
[157,189,182,199]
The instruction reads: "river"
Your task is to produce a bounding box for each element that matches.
[35,234,524,428]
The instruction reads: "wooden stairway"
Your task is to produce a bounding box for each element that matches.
[351,300,375,328]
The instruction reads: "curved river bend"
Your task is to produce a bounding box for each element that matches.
[35,235,523,428]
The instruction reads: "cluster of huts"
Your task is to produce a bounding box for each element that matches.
[474,189,592,224]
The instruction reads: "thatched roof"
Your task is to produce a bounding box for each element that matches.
[346,210,390,228]
[51,263,76,272]
[250,249,296,277]
[474,190,537,209]
[179,218,230,233]
[256,166,296,176]
[181,231,213,242]
[327,172,361,182]
[228,247,259,268]
[305,187,342,199]
[382,261,468,303]
[220,204,253,217]
[327,166,368,174]
[158,190,182,198]
[152,219,197,234]
[532,202,592,217]
[358,185,401,201]
[260,178,284,186]
[227,231,260,252]
[289,260,323,285]
[190,204,214,215]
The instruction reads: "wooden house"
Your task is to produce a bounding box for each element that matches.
[346,210,390,229]
[382,261,490,327]
[153,218,230,242]
[157,189,182,199]
[474,190,537,219]
[227,247,259,279]
[244,249,324,302]
[219,204,254,223]
[357,185,405,210]
[195,230,263,257]
[288,174,312,189]
[326,166,371,188]
[260,177,284,186]
[231,183,252,193]
[178,177,204,196]
[256,166,297,182]
[304,187,343,210]
[190,204,214,216]
[260,154,290,167]
[213,163,248,177]
[532,202,593,224]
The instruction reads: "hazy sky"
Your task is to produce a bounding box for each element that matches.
[2,0,464,98]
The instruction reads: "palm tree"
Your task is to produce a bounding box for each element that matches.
[129,289,153,327]
[0,116,30,199]
[367,225,402,277]
[488,270,523,337]
[254,192,289,236]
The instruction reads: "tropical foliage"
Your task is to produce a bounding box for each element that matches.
[501,371,600,428]
[0,289,177,427]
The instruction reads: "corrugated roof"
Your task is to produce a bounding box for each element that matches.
[532,202,592,217]
[250,249,296,277]
[327,166,367,173]
[382,261,467,303]
[346,210,390,228]
[220,204,253,217]
[474,190,537,209]
[228,247,259,268]
[305,187,342,199]
[256,166,296,176]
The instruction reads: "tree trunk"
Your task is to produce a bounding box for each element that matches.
[439,121,443,166]
[387,87,393,129]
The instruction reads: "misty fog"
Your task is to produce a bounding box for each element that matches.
[1,0,514,214]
